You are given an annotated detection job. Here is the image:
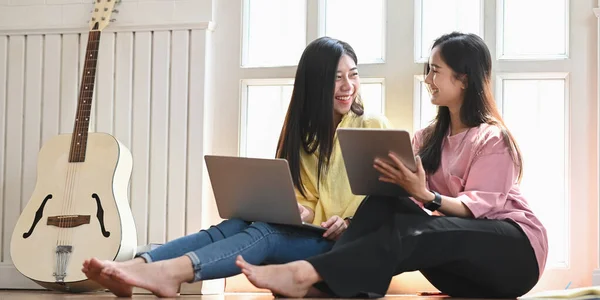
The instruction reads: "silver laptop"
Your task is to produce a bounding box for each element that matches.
[204,155,326,232]
[337,128,417,197]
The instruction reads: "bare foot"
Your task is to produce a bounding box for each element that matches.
[82,258,134,297]
[84,257,145,275]
[235,255,321,298]
[100,256,193,298]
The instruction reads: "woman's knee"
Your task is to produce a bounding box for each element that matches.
[204,218,250,239]
[247,221,279,236]
[353,195,397,220]
[395,197,428,215]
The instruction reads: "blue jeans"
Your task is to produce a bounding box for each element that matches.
[139,218,334,282]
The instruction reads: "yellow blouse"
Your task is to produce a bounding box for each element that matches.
[295,112,392,225]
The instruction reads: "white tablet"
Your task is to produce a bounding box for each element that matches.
[337,128,417,197]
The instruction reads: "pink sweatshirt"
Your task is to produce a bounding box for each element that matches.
[412,123,548,277]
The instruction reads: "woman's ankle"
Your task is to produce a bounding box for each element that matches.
[295,261,322,284]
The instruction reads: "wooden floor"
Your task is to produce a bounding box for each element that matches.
[0,290,482,299]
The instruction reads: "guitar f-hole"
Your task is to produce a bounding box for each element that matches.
[92,193,110,237]
[22,194,52,238]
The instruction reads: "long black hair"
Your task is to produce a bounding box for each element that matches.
[419,32,524,181]
[276,36,364,197]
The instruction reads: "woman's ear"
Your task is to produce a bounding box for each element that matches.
[460,74,468,90]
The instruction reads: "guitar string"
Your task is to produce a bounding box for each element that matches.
[69,31,98,249]
[59,31,99,260]
[75,31,99,248]
[74,31,99,249]
[63,32,88,249]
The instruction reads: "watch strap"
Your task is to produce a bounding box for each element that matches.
[424,191,442,211]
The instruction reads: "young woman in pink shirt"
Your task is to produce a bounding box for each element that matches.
[235,32,549,299]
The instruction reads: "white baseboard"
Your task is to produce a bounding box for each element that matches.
[0,263,44,289]
[0,262,222,295]
[593,269,600,285]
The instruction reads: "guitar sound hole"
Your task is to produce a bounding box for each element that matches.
[92,193,110,237]
[23,194,52,238]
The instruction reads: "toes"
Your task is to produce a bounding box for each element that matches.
[236,255,246,264]
[235,257,245,268]
[236,255,252,270]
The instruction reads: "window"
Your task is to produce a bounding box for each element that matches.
[224,0,595,293]
[497,0,568,59]
[240,0,388,159]
[241,80,293,158]
[413,76,436,131]
[360,79,385,115]
[496,74,569,267]
[242,0,307,67]
[415,0,483,62]
[324,0,386,63]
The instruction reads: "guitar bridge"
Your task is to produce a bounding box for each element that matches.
[53,245,73,282]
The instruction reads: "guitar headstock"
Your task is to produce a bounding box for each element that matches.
[89,0,120,31]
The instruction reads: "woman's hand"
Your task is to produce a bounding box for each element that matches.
[297,203,312,222]
[321,215,347,240]
[374,154,432,202]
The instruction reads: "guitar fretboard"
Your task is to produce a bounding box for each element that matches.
[69,29,101,163]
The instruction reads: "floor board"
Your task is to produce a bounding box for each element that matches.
[0,290,462,300]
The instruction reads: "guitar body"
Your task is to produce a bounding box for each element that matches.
[10,132,137,292]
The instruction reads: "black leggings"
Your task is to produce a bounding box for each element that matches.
[307,195,539,298]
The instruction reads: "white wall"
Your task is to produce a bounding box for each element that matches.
[0,0,220,293]
[0,0,212,29]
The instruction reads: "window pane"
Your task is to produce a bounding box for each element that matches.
[417,82,437,130]
[500,0,567,58]
[361,83,384,114]
[244,85,293,158]
[243,0,306,67]
[325,0,385,63]
[501,78,567,267]
[418,0,482,61]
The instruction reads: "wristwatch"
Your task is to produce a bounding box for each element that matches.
[424,191,442,212]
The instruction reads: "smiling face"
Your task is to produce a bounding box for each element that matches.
[424,46,466,111]
[333,54,360,118]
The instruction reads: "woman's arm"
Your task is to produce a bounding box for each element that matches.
[413,191,474,218]
[376,133,518,219]
[415,136,519,218]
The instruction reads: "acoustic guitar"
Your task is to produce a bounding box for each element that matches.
[10,0,137,292]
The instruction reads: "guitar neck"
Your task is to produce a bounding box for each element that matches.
[69,29,101,163]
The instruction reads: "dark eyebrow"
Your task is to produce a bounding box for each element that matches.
[337,67,358,73]
[430,64,441,69]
